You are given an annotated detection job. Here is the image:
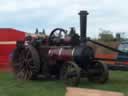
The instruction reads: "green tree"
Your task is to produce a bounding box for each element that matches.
[35,28,39,34]
[99,29,114,41]
[42,29,46,35]
[116,33,121,41]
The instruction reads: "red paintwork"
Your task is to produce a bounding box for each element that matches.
[95,54,128,64]
[0,56,11,72]
[95,54,117,64]
[0,28,26,71]
[48,48,73,62]
[0,28,25,41]
[0,45,16,56]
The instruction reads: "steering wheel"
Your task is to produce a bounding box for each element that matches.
[49,28,67,44]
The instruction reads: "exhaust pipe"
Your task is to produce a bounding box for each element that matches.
[79,10,88,43]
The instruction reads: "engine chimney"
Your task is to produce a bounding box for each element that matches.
[79,10,88,43]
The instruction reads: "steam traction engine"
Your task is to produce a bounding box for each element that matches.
[12,10,119,86]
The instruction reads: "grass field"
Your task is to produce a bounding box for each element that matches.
[0,71,128,96]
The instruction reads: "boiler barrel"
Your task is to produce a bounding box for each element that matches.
[48,48,74,61]
[48,46,94,67]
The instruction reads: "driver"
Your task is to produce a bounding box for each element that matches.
[68,27,80,46]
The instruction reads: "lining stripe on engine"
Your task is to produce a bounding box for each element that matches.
[59,48,63,56]
[72,48,75,56]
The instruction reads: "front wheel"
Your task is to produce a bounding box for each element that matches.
[60,61,81,86]
[87,61,109,83]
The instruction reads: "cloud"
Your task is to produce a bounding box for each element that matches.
[0,0,128,38]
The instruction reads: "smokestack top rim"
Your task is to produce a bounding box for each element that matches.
[79,10,89,15]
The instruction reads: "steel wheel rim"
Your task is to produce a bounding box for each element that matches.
[13,46,37,80]
[61,62,80,86]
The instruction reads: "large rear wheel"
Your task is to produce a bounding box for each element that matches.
[12,45,40,80]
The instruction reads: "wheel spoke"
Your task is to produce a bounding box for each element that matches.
[12,45,40,80]
[25,50,31,59]
[61,62,80,86]
[87,61,108,83]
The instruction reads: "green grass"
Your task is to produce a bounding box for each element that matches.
[0,71,128,96]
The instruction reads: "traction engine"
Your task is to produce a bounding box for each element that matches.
[12,10,128,86]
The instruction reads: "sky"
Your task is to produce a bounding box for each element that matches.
[0,0,128,38]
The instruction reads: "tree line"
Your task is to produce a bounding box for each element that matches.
[98,29,126,41]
